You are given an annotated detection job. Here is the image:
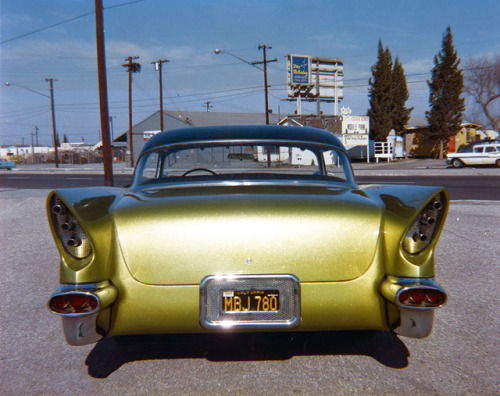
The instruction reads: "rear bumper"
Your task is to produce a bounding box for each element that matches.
[380,276,447,338]
[48,281,118,346]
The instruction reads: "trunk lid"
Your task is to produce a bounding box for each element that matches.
[114,185,382,285]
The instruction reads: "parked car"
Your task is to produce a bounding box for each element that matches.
[47,125,448,346]
[446,143,500,167]
[0,160,15,170]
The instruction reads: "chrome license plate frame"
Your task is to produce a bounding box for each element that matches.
[200,274,300,330]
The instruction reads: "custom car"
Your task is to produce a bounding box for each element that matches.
[47,125,448,346]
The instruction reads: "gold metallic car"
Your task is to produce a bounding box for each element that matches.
[47,125,448,346]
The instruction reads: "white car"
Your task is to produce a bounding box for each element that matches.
[446,143,500,168]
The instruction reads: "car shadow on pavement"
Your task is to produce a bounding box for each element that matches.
[85,331,409,378]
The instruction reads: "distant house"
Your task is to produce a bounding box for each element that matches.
[448,123,499,152]
[402,118,499,157]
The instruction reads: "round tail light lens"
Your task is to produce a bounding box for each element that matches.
[71,294,87,309]
[49,293,99,314]
[425,289,446,305]
[50,295,70,311]
[409,289,425,304]
[398,288,446,308]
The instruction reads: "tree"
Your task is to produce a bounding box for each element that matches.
[426,26,465,158]
[392,57,413,133]
[368,40,394,141]
[464,56,500,130]
[63,133,68,143]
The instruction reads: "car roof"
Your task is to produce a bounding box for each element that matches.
[474,143,499,148]
[141,125,345,155]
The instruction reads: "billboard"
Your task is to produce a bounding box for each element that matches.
[287,54,344,103]
[291,55,312,85]
[342,116,369,134]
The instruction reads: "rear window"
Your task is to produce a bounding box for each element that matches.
[133,143,354,187]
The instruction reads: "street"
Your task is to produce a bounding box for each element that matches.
[1,166,500,201]
[0,177,499,393]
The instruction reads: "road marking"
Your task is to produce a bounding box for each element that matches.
[65,177,93,180]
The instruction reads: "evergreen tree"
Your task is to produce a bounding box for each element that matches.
[426,26,465,158]
[368,40,394,141]
[63,133,68,143]
[392,57,413,133]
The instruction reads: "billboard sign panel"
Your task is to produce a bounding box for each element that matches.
[287,55,344,102]
[291,55,311,85]
[342,116,369,135]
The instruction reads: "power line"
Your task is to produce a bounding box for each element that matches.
[1,0,144,44]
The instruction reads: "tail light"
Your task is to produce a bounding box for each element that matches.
[398,287,446,308]
[49,293,99,314]
[49,195,92,259]
[402,192,445,254]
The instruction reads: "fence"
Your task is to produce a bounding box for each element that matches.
[374,142,394,162]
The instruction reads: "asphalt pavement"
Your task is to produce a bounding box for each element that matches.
[4,157,500,177]
[0,159,499,394]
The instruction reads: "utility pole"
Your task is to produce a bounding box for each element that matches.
[315,59,321,115]
[253,45,277,125]
[122,56,141,167]
[95,0,113,186]
[109,116,116,141]
[45,78,59,168]
[253,44,276,167]
[203,101,213,112]
[34,125,39,146]
[152,59,169,131]
[31,131,35,163]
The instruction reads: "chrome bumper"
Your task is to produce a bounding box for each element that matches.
[61,312,101,346]
[48,281,118,346]
[380,276,447,339]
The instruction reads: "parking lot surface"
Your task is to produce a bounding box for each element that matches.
[0,186,498,394]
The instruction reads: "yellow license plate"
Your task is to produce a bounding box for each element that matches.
[222,289,279,313]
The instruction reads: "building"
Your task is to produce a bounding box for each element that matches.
[403,119,500,157]
[114,110,282,161]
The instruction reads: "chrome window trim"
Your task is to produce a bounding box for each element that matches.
[133,139,355,188]
[130,178,358,193]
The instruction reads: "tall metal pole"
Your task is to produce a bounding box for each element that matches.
[45,78,59,168]
[95,0,113,186]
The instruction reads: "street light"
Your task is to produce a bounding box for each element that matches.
[5,82,50,98]
[214,46,276,124]
[214,49,263,71]
[5,80,60,167]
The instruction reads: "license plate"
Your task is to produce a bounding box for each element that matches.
[200,274,300,329]
[222,289,280,313]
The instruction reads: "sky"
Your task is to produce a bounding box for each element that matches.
[1,0,499,146]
